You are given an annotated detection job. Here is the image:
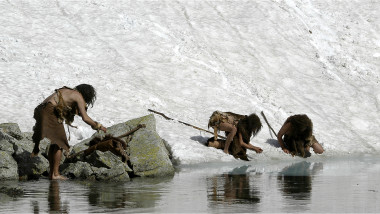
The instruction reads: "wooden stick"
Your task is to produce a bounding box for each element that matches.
[117,124,146,138]
[148,109,227,140]
[260,111,278,137]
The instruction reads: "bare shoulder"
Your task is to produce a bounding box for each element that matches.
[60,88,83,104]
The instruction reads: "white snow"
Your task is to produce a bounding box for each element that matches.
[1,0,379,165]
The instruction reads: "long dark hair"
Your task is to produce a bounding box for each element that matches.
[237,113,262,143]
[75,84,96,107]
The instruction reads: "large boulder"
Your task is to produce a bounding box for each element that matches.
[126,114,174,177]
[68,114,174,179]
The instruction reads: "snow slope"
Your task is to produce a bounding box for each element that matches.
[1,0,379,164]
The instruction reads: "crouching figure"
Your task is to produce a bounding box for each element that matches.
[277,114,324,157]
[207,111,263,159]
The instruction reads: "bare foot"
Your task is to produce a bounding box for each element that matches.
[223,149,230,155]
[50,174,68,180]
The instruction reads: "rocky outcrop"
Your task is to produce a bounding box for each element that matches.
[0,114,174,181]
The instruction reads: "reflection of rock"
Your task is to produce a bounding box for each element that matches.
[277,161,323,200]
[0,114,174,181]
[207,166,260,206]
[87,177,172,209]
[0,186,24,197]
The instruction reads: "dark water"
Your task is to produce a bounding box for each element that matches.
[1,154,379,213]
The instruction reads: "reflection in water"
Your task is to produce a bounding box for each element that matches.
[207,165,260,207]
[48,181,69,213]
[87,178,169,210]
[277,161,323,201]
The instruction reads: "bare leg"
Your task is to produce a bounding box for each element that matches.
[310,135,324,154]
[218,123,237,154]
[311,142,324,154]
[48,145,67,180]
[240,142,263,153]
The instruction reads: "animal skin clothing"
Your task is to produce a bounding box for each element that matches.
[32,102,70,155]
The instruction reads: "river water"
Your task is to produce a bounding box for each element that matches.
[1,154,379,213]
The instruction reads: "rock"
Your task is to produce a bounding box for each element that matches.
[127,115,174,177]
[61,161,95,180]
[85,150,132,172]
[22,132,34,141]
[0,139,15,154]
[12,139,49,179]
[0,151,18,180]
[91,164,130,182]
[61,160,130,182]
[0,123,23,140]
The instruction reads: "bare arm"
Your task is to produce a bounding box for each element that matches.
[277,122,291,154]
[238,132,263,153]
[73,92,107,132]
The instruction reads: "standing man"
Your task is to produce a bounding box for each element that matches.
[31,84,107,180]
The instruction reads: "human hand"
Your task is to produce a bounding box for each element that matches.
[254,147,263,153]
[100,126,107,133]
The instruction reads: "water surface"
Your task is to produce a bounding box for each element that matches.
[1,154,379,213]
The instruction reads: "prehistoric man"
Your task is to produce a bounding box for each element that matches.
[208,111,263,155]
[277,114,324,157]
[31,84,107,180]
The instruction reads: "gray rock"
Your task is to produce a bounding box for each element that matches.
[0,151,18,180]
[127,115,174,177]
[85,150,132,172]
[12,139,49,179]
[0,123,23,140]
[61,161,95,180]
[92,164,130,182]
[0,139,15,154]
[22,132,34,141]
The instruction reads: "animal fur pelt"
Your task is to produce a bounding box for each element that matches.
[68,124,146,162]
[206,137,249,161]
[284,114,313,158]
[86,135,129,162]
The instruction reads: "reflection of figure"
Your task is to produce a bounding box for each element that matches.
[277,114,324,157]
[48,181,69,213]
[207,166,260,205]
[277,161,323,200]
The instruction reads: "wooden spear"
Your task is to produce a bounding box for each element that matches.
[148,109,227,140]
[260,111,278,137]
